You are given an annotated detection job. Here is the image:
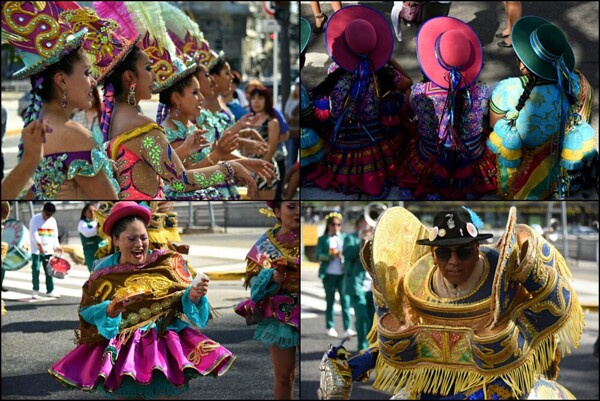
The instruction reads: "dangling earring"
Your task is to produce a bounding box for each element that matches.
[175,105,180,117]
[61,89,67,109]
[127,82,137,106]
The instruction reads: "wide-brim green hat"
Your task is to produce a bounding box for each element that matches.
[300,17,311,53]
[512,16,575,81]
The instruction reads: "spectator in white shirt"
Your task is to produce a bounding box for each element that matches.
[29,202,62,299]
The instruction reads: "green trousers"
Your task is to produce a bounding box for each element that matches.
[31,253,53,293]
[322,274,352,331]
[345,276,375,350]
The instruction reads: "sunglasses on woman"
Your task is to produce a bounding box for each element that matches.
[434,246,475,261]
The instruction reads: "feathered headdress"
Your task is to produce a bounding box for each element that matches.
[56,1,139,82]
[159,3,204,67]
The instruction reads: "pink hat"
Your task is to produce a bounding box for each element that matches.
[416,17,483,89]
[325,5,393,73]
[103,202,152,237]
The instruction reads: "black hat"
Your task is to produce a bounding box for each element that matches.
[416,208,493,246]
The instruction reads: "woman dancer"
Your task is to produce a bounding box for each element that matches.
[236,201,300,399]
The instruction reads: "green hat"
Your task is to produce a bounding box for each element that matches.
[512,16,575,81]
[300,17,311,53]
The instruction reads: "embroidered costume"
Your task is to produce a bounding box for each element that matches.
[30,147,118,200]
[306,62,407,198]
[235,222,299,349]
[106,123,230,200]
[487,16,598,200]
[318,207,582,399]
[399,82,497,199]
[163,120,239,200]
[488,72,597,199]
[49,249,235,398]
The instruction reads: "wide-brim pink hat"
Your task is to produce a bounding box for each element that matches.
[417,17,483,90]
[325,5,394,73]
[103,202,152,237]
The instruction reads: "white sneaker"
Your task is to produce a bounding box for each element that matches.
[32,290,41,299]
[344,329,357,337]
[46,291,60,298]
[326,328,338,338]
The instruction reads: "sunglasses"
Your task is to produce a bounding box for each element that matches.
[434,246,475,261]
[329,223,341,227]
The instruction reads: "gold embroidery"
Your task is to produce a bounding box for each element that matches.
[95,281,113,302]
[187,340,221,365]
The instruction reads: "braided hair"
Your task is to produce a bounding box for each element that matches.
[515,74,538,114]
[24,46,86,127]
[99,46,144,142]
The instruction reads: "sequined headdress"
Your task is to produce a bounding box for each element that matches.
[1,1,88,80]
[56,2,139,83]
[159,3,203,68]
[94,1,197,94]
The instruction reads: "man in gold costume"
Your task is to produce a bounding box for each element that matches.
[318,206,582,400]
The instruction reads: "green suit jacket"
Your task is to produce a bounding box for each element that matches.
[343,232,365,297]
[316,233,346,280]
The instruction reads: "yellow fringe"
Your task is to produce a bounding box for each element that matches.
[148,228,171,246]
[372,299,583,398]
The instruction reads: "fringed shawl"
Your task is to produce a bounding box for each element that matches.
[76,249,192,347]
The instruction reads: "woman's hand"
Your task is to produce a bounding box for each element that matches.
[106,297,128,318]
[215,130,240,155]
[229,160,258,199]
[181,129,210,159]
[189,276,209,303]
[22,119,48,166]
[231,112,262,133]
[239,138,268,156]
[237,158,276,182]
[272,269,286,285]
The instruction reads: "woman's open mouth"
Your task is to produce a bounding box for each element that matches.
[132,249,145,261]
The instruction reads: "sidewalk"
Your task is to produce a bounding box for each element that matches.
[300,1,599,201]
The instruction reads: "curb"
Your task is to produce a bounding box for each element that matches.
[6,127,22,137]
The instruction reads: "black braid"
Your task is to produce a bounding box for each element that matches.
[515,75,538,113]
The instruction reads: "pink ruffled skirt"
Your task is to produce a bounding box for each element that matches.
[48,327,235,397]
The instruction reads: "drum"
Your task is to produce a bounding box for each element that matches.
[2,219,32,271]
[46,255,70,279]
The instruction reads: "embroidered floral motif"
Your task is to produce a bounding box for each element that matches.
[32,154,68,199]
[170,180,185,192]
[193,170,226,188]
[141,136,163,173]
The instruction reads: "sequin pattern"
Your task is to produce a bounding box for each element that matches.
[141,136,163,173]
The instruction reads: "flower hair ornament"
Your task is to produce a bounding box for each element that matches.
[325,212,343,221]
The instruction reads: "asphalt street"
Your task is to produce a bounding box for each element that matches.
[300,259,599,400]
[1,229,299,400]
[299,1,599,200]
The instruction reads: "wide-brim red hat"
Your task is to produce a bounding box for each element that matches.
[103,202,152,237]
[417,17,483,89]
[325,5,394,73]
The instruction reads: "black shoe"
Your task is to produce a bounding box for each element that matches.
[498,40,513,48]
[313,13,328,34]
[495,32,509,38]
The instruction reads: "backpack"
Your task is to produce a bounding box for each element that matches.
[400,2,424,25]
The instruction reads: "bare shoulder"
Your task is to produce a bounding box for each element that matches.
[52,120,95,151]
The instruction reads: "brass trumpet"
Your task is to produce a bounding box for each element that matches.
[364,202,387,228]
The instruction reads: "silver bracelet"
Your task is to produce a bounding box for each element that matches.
[218,161,234,180]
